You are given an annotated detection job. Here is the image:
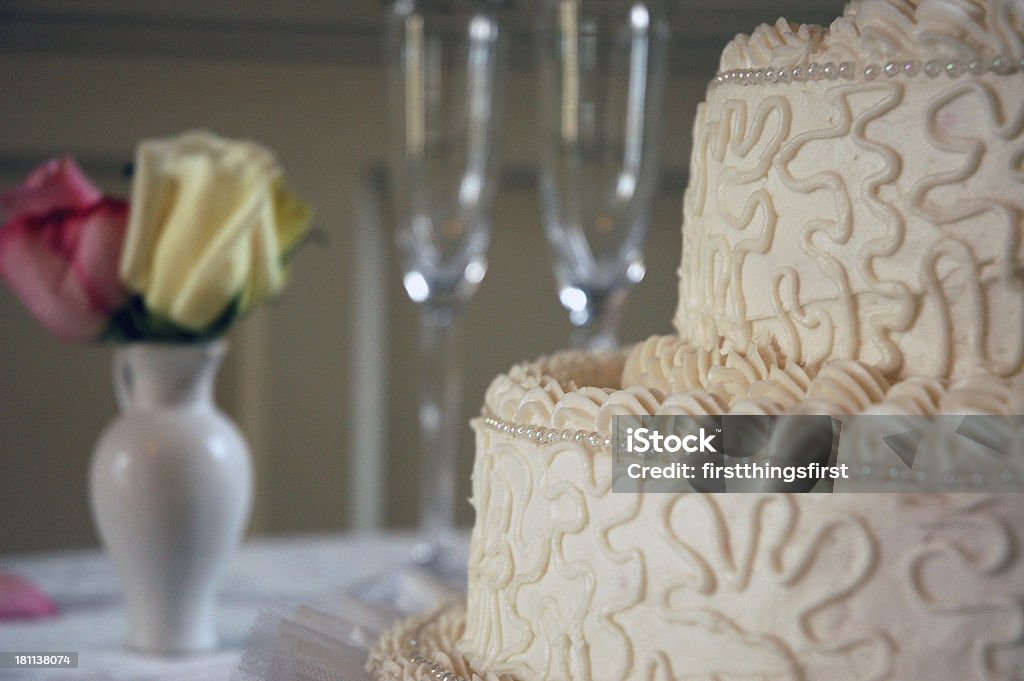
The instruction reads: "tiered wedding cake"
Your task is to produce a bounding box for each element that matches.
[369,1,1024,679]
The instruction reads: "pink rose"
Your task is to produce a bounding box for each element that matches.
[0,158,129,341]
[0,157,102,216]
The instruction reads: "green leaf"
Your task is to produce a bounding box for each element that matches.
[104,296,241,344]
[273,177,313,264]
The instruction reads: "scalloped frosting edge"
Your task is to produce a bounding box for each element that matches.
[719,0,1024,72]
[481,336,1022,441]
[366,602,509,681]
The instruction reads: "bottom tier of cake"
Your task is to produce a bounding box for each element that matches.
[370,348,1023,681]
[460,349,1023,681]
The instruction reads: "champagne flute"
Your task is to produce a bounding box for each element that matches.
[385,0,506,573]
[537,0,669,350]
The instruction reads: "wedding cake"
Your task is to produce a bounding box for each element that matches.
[368,1,1024,680]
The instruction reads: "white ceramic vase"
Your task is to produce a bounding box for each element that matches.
[90,340,253,654]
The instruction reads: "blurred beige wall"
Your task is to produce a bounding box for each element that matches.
[0,0,843,553]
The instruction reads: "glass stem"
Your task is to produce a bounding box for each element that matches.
[571,288,626,352]
[413,306,464,568]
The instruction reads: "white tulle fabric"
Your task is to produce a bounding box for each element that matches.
[235,569,467,681]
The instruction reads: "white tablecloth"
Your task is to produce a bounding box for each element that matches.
[0,533,442,681]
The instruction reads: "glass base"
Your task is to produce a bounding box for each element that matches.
[411,529,466,586]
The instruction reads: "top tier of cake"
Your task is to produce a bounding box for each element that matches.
[675,0,1024,380]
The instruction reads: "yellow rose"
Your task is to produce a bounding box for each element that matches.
[119,130,310,331]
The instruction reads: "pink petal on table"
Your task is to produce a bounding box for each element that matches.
[0,571,59,620]
[0,157,102,217]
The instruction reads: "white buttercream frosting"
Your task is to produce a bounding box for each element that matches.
[367,604,509,681]
[489,343,1019,438]
[455,349,1024,681]
[721,0,1024,70]
[678,0,1024,381]
[678,77,1024,378]
[620,335,993,415]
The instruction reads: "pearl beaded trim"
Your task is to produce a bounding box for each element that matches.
[482,413,613,450]
[402,610,468,681]
[405,652,465,681]
[481,413,1019,489]
[713,55,1024,87]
